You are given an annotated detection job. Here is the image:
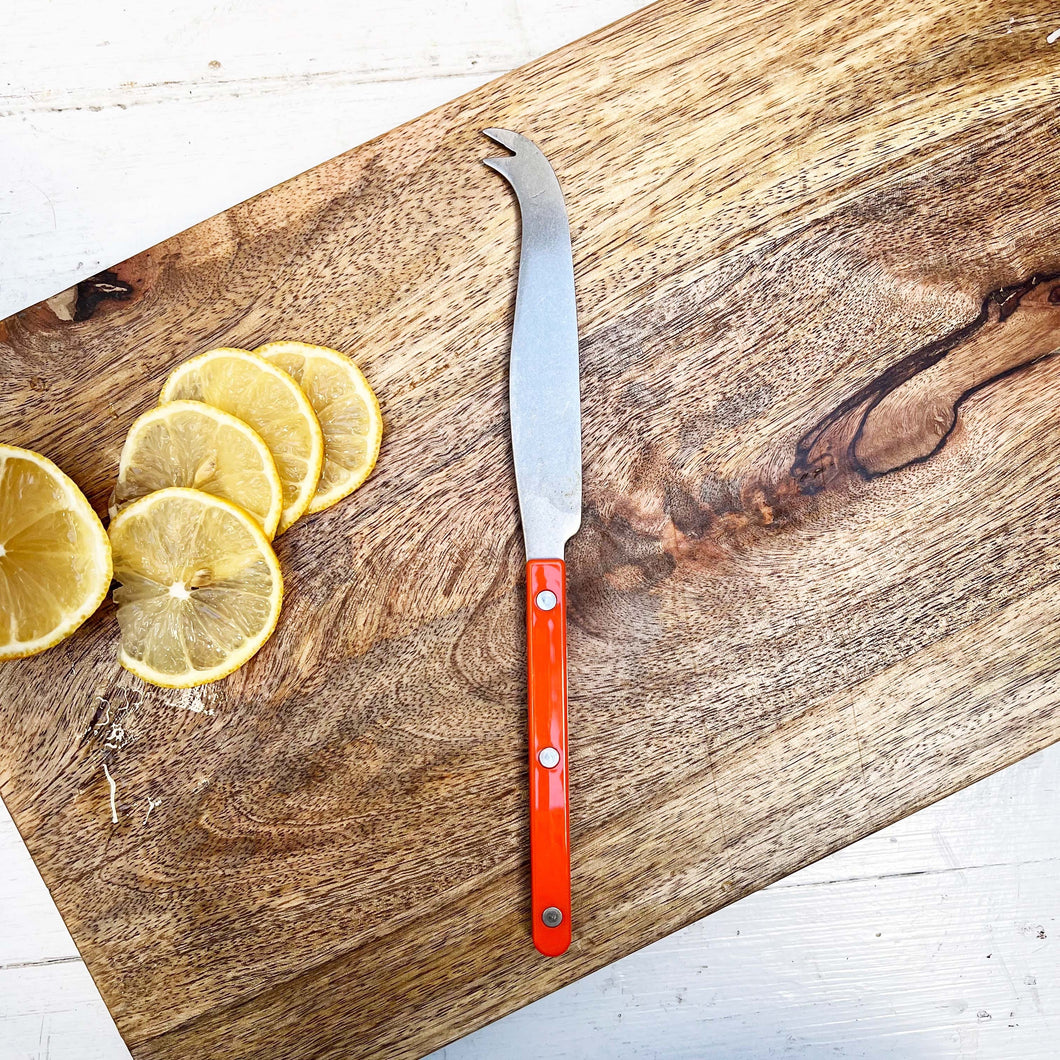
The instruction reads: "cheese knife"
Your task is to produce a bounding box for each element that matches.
[483,128,581,957]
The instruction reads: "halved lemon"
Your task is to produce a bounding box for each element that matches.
[255,341,382,514]
[159,348,324,534]
[0,445,112,660]
[110,400,283,539]
[108,487,282,687]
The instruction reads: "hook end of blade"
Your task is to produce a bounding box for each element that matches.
[481,127,521,153]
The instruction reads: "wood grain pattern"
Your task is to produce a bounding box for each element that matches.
[2,0,1060,1057]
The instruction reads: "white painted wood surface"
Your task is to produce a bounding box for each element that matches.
[1,3,1057,1057]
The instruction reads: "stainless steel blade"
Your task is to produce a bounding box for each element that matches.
[483,128,581,560]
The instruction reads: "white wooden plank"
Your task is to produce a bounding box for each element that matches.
[1,0,634,103]
[428,747,1060,1060]
[0,0,643,319]
[785,740,1060,886]
[0,811,82,968]
[0,74,490,319]
[0,963,132,1060]
[431,860,1058,1059]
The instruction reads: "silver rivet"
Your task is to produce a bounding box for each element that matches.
[538,746,560,769]
[535,589,557,611]
[542,906,563,928]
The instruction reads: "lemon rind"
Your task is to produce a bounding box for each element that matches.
[254,341,383,516]
[113,398,284,539]
[0,444,112,661]
[108,486,283,688]
[159,348,324,534]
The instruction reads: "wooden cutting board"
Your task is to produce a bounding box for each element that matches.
[3,0,1060,1056]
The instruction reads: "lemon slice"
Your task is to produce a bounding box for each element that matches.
[111,400,284,538]
[255,341,382,514]
[0,445,112,660]
[108,487,282,687]
[159,348,324,534]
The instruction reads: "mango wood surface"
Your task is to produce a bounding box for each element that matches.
[3,0,1060,1057]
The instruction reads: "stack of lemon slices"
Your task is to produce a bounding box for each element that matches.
[0,342,382,688]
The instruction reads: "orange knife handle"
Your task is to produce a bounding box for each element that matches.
[526,558,572,956]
